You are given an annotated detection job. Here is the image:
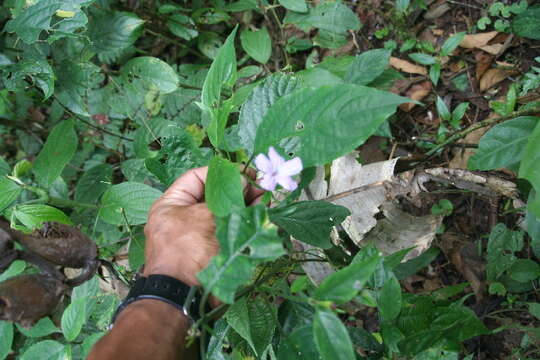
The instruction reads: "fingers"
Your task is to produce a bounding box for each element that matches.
[161,165,265,207]
[241,167,265,205]
[162,167,209,206]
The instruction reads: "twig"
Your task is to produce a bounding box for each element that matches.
[54,100,134,142]
[425,106,540,158]
[323,182,385,202]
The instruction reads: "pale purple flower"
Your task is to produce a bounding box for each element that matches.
[255,147,303,191]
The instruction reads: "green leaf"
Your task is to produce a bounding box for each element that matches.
[269,201,350,248]
[512,7,540,40]
[451,102,469,125]
[0,177,21,212]
[429,63,441,86]
[200,29,236,104]
[0,321,13,360]
[528,302,540,320]
[431,199,453,216]
[409,53,437,65]
[432,304,490,342]
[16,317,60,338]
[520,121,540,217]
[348,327,384,353]
[74,164,113,204]
[440,32,466,56]
[13,205,72,231]
[99,182,162,225]
[0,158,9,176]
[240,28,272,64]
[128,234,145,271]
[88,10,145,61]
[239,73,300,155]
[394,247,440,279]
[487,223,524,281]
[377,275,402,320]
[0,260,26,283]
[314,253,380,303]
[469,117,537,170]
[167,14,198,40]
[206,157,245,217]
[5,0,61,44]
[345,49,391,86]
[61,298,87,342]
[202,26,238,147]
[436,96,451,121]
[509,259,540,282]
[121,57,179,94]
[313,308,355,360]
[253,84,410,167]
[278,0,308,12]
[197,205,284,303]
[277,325,321,360]
[33,120,78,188]
[2,60,55,99]
[13,159,32,178]
[284,2,361,35]
[525,194,540,258]
[20,340,65,360]
[225,296,277,356]
[55,61,103,116]
[80,332,106,359]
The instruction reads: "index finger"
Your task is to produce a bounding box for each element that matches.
[161,167,209,206]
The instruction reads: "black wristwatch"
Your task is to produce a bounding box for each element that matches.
[111,274,203,325]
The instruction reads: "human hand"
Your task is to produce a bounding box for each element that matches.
[143,167,263,286]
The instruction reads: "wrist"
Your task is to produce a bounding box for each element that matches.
[143,264,200,287]
[117,299,189,326]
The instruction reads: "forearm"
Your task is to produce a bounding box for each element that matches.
[88,299,196,360]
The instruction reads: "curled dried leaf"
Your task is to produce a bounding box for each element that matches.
[389,57,428,75]
[20,223,97,268]
[0,274,65,327]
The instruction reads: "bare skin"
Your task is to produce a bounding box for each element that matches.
[88,167,263,360]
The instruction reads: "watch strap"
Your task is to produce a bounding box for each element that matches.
[111,274,201,325]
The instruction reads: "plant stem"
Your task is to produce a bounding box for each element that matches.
[425,106,540,157]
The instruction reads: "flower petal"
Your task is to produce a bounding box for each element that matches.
[279,157,303,177]
[276,175,298,191]
[268,147,285,168]
[259,175,277,191]
[254,153,273,174]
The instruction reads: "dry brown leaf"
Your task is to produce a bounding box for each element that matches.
[359,202,442,261]
[389,57,428,75]
[479,44,504,55]
[475,51,493,79]
[460,31,498,49]
[479,68,518,92]
[400,81,432,112]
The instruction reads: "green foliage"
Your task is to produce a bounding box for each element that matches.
[512,7,540,40]
[240,28,272,64]
[252,84,409,167]
[469,116,537,171]
[33,120,78,188]
[313,307,356,360]
[269,201,350,248]
[3,0,533,357]
[99,182,162,225]
[206,157,245,217]
[197,205,284,303]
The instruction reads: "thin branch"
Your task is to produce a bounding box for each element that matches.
[425,106,540,158]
